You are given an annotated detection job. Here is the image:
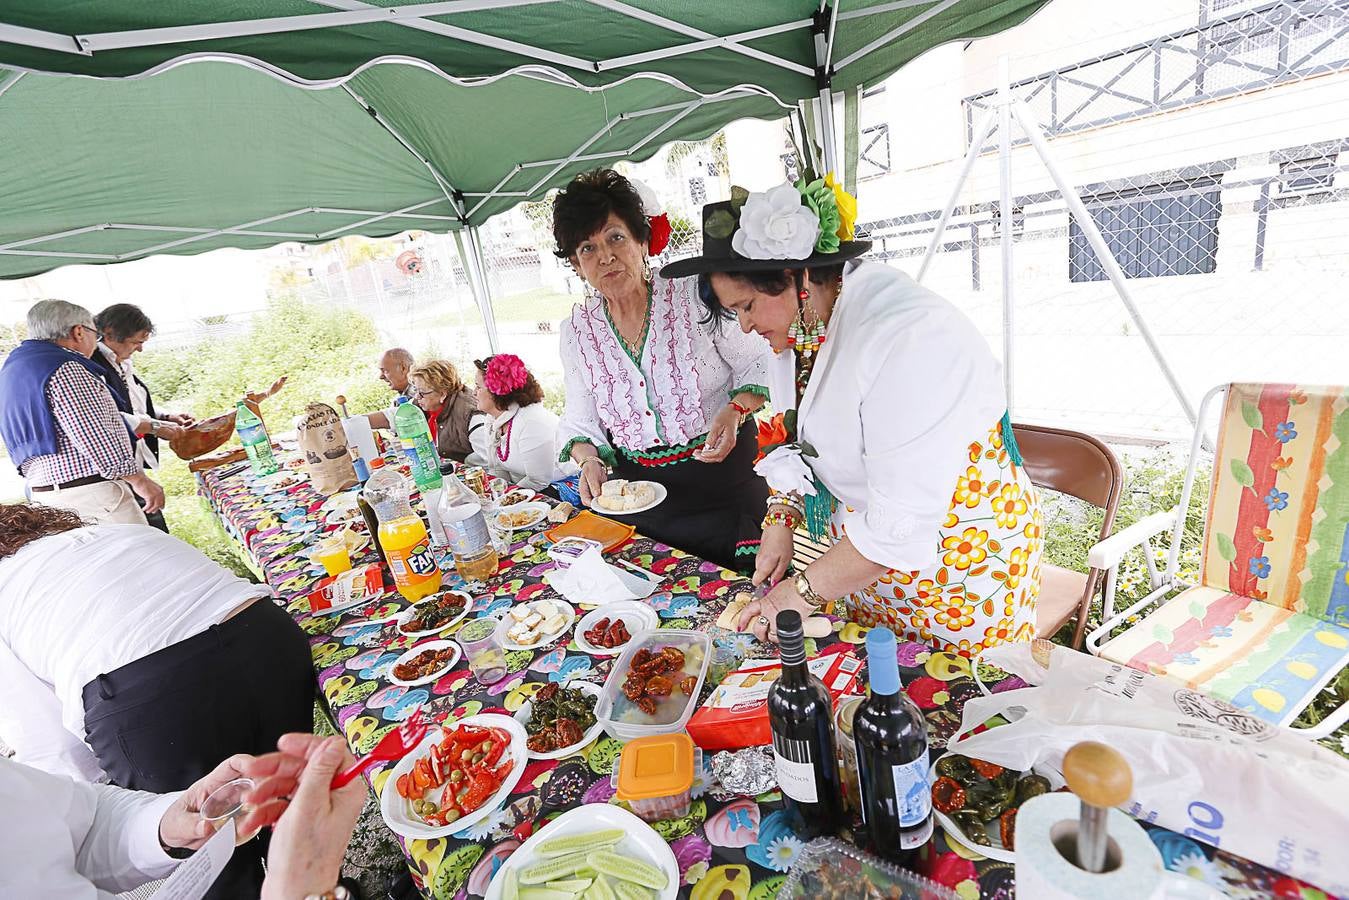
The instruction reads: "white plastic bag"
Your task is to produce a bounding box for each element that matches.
[949,644,1349,895]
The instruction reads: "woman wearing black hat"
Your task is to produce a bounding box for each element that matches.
[665,177,1043,659]
[552,169,773,572]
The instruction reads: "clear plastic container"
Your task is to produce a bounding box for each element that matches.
[612,733,695,822]
[776,837,959,900]
[595,628,710,740]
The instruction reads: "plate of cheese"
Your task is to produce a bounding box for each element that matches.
[591,479,666,515]
[502,598,576,651]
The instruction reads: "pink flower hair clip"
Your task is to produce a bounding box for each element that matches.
[484,354,529,395]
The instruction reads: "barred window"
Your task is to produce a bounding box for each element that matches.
[1277,155,1337,197]
[1069,180,1222,282]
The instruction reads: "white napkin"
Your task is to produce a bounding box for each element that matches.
[544,547,659,606]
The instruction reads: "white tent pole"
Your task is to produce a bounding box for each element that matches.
[997,56,1016,413]
[588,1,809,75]
[0,70,26,102]
[1009,98,1202,434]
[467,226,501,352]
[594,16,813,73]
[0,23,87,55]
[834,0,960,73]
[915,105,996,283]
[812,9,840,174]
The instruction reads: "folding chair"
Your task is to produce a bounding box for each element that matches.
[1013,424,1124,649]
[1087,383,1349,738]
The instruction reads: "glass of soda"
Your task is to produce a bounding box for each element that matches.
[200,777,261,845]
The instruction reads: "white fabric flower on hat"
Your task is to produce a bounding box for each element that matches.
[627,176,664,216]
[754,444,817,497]
[732,183,820,260]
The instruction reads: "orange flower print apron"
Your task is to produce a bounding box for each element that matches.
[833,420,1043,658]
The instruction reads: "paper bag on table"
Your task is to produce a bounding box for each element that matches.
[544,547,658,607]
[296,403,357,496]
[947,643,1349,895]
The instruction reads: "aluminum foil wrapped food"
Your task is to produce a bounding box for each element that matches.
[710,746,778,797]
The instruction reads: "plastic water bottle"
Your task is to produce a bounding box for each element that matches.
[362,465,441,601]
[393,398,443,494]
[235,400,278,476]
[436,488,499,583]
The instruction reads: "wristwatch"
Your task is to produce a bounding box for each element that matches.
[794,570,827,612]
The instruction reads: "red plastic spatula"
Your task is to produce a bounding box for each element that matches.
[331,706,429,789]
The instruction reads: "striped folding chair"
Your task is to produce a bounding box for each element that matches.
[1086,383,1349,737]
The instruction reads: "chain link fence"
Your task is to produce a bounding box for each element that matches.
[861,0,1348,440]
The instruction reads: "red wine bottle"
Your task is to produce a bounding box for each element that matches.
[767,609,843,838]
[853,626,933,866]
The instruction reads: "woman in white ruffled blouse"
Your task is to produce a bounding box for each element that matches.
[552,169,775,571]
[664,179,1043,659]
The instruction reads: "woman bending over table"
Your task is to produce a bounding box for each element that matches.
[0,503,314,899]
[664,179,1043,658]
[469,353,564,492]
[552,168,774,572]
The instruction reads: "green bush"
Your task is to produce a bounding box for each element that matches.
[137,296,394,577]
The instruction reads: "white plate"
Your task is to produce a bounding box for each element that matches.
[484,804,678,900]
[590,481,667,516]
[492,502,550,531]
[573,602,659,656]
[501,600,576,651]
[388,639,463,687]
[321,492,361,522]
[495,488,538,509]
[513,681,604,760]
[380,713,527,840]
[396,591,473,638]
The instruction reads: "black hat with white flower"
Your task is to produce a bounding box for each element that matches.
[660,177,871,279]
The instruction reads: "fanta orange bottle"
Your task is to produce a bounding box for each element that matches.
[361,466,442,601]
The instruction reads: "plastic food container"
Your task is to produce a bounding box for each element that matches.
[776,837,959,900]
[595,628,710,740]
[612,733,695,822]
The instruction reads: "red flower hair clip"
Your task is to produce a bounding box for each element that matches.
[484,354,529,395]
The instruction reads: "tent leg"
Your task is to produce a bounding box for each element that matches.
[997,57,1016,414]
[1009,98,1203,439]
[813,19,840,175]
[454,227,499,354]
[915,106,996,283]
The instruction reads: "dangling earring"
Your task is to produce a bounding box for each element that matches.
[787,287,827,358]
[641,256,652,284]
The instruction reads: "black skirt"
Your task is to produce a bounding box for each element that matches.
[610,420,767,573]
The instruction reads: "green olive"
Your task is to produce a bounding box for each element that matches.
[460,748,474,762]
[472,751,484,764]
[450,770,465,783]
[444,808,461,823]
[481,740,494,755]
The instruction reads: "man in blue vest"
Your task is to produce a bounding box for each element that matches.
[0,300,165,524]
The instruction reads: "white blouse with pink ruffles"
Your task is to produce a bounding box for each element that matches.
[557,275,772,458]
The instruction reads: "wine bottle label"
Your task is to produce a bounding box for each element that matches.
[900,815,933,850]
[772,735,819,804]
[893,757,932,827]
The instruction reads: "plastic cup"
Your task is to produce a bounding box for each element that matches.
[458,616,508,684]
[200,777,260,845]
[313,534,352,576]
[707,642,746,687]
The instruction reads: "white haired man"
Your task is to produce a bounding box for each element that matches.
[0,299,165,524]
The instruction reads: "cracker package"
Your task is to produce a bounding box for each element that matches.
[686,647,864,751]
[296,402,357,496]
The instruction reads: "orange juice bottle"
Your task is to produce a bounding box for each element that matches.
[362,467,442,601]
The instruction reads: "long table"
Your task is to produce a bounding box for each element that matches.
[199,452,1306,900]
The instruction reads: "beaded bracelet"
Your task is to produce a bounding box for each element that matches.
[762,508,801,531]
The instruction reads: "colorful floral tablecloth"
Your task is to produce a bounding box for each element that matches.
[198,455,1329,900]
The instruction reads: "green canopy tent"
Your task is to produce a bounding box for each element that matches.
[0,1,1050,344]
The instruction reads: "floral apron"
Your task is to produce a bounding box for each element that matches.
[834,419,1043,658]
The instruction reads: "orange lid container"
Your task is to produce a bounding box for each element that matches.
[614,733,694,801]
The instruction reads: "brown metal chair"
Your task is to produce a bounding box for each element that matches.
[1014,423,1124,649]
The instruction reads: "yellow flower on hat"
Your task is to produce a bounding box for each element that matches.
[825,172,857,241]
